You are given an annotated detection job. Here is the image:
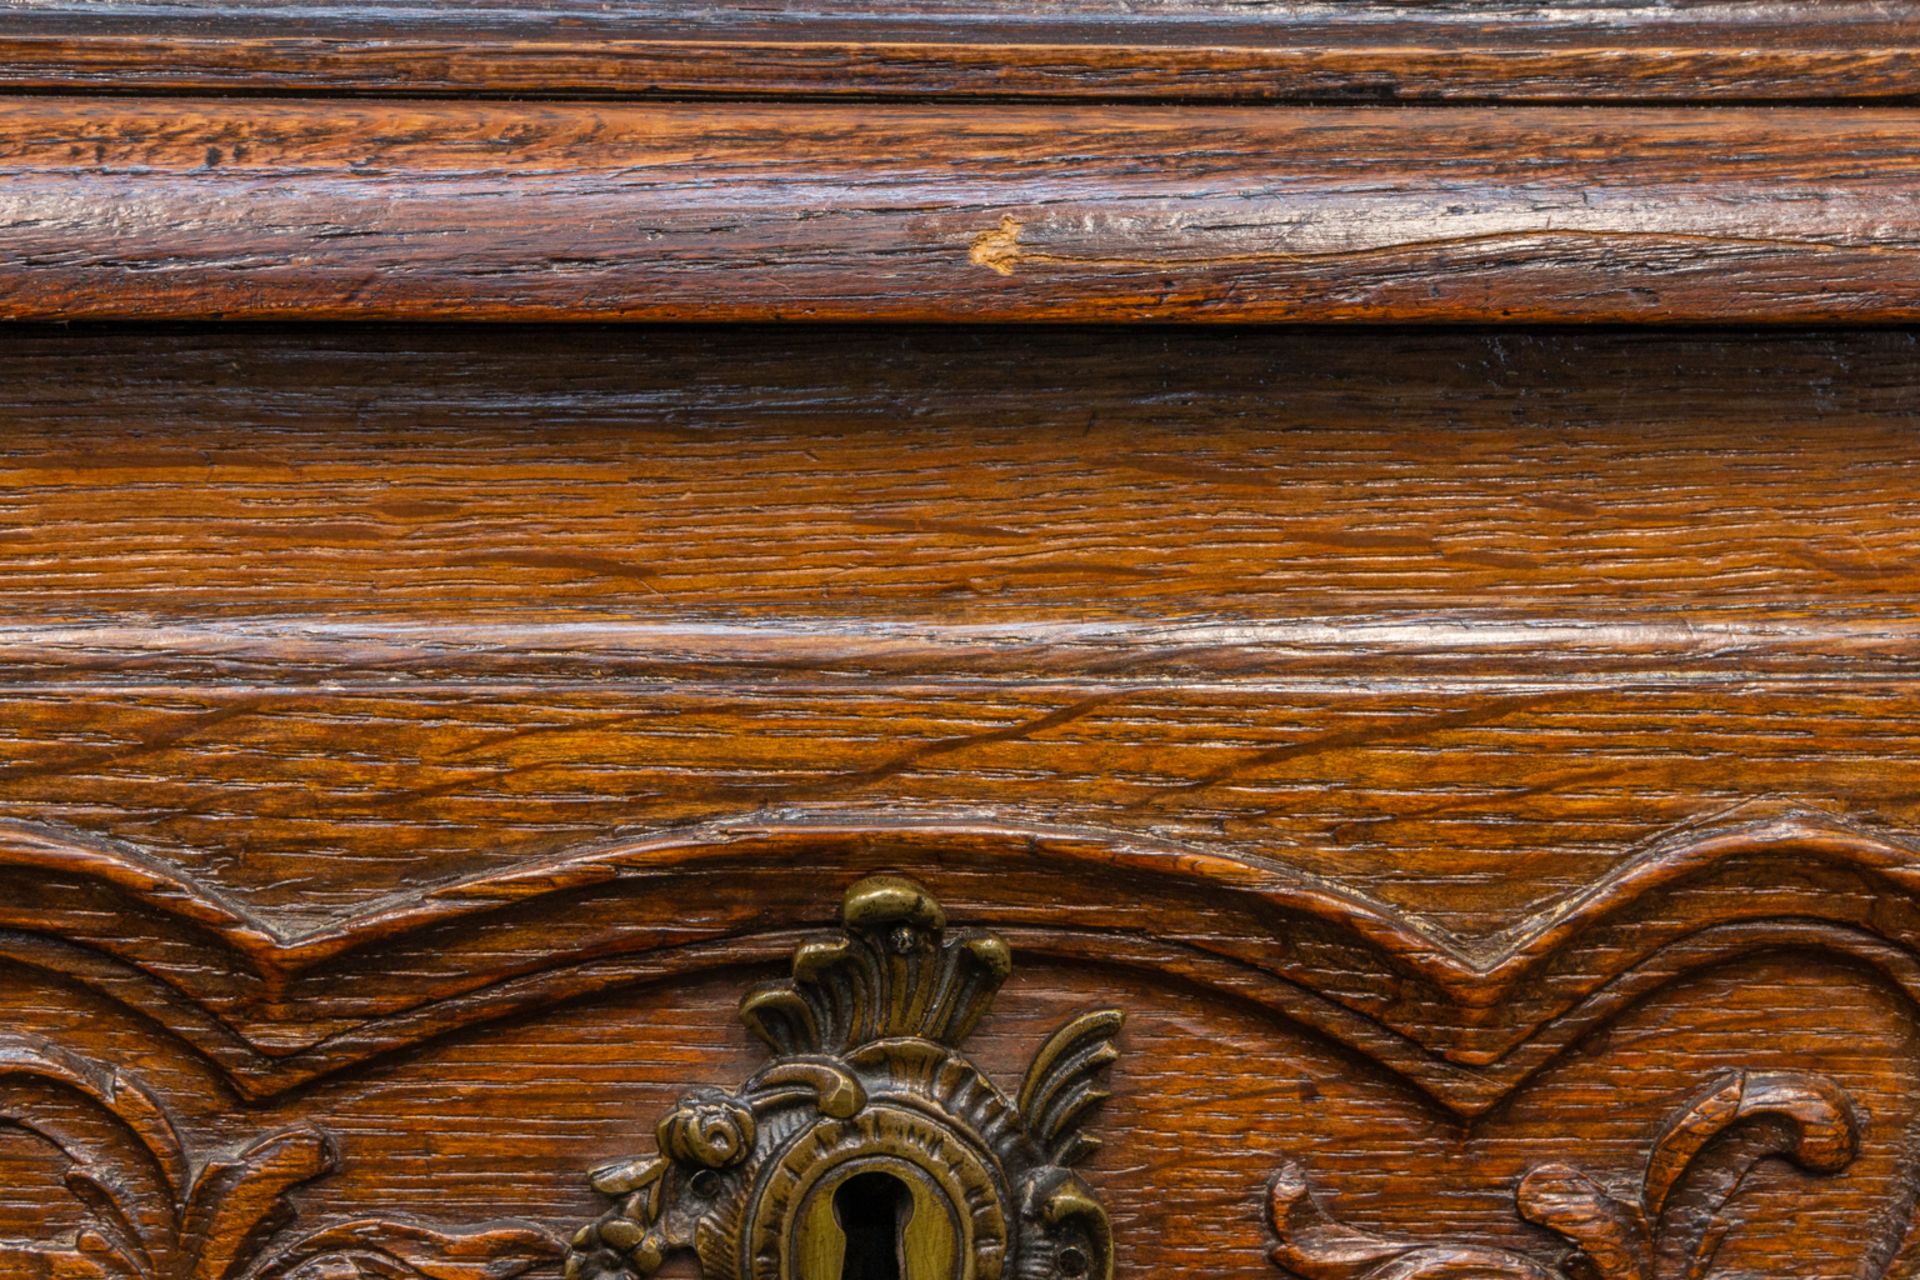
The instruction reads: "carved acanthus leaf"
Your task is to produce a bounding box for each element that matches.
[0,1035,332,1279]
[1270,1070,1862,1280]
[0,1032,562,1280]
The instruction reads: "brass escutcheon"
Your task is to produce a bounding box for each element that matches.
[566,876,1123,1280]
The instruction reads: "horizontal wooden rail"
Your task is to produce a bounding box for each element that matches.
[4,99,1920,322]
[6,3,1920,103]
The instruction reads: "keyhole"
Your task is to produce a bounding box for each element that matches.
[832,1171,914,1280]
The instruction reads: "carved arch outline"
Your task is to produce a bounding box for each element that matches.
[1,812,1920,1115]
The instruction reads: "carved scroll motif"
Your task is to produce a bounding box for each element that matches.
[1269,1070,1861,1280]
[0,1033,560,1280]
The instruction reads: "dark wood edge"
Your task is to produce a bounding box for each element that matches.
[6,20,1920,104]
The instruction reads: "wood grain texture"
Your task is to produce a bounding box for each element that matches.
[7,101,1920,323]
[3,325,1920,1276]
[6,1,1920,103]
[3,324,1920,937]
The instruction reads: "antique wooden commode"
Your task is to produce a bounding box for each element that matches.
[3,5,1920,1279]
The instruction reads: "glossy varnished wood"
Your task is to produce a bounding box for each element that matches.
[7,102,1920,322]
[5,0,1914,1267]
[0,324,1917,929]
[5,1,1920,103]
[0,326,1916,1279]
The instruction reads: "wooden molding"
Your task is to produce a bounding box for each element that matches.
[5,101,1920,323]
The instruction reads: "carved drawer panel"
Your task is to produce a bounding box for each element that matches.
[1,326,1918,1280]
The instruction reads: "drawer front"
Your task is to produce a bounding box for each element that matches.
[0,325,1917,1280]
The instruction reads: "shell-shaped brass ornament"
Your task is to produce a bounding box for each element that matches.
[566,876,1123,1280]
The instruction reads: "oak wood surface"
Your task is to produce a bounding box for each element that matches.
[2,325,1919,1277]
[6,100,1920,323]
[6,1,1920,103]
[0,323,1916,928]
[6,0,1914,1268]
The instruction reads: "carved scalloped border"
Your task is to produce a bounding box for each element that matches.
[4,812,1920,1112]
